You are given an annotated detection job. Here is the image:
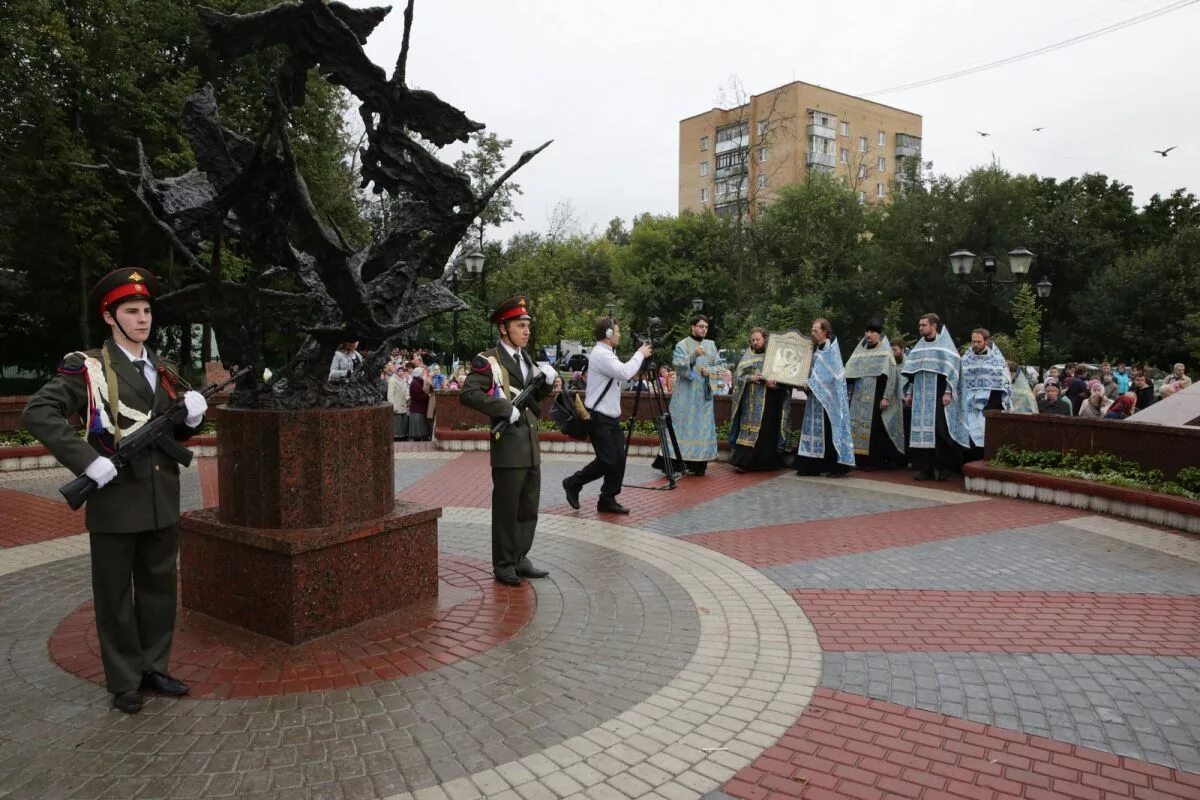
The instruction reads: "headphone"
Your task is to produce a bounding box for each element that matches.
[604,318,614,339]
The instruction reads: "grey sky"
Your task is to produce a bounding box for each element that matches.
[353,0,1199,241]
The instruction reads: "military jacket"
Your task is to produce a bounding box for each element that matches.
[459,346,552,469]
[22,339,202,534]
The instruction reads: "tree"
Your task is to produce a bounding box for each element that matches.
[452,131,524,253]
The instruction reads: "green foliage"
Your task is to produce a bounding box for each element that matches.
[991,446,1198,500]
[1008,283,1041,366]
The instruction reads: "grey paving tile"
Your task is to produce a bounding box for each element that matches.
[765,523,1200,592]
[642,473,936,536]
[823,651,1200,770]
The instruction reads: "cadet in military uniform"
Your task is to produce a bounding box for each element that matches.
[459,295,557,586]
[22,268,208,714]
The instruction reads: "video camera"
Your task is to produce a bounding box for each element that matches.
[633,317,665,373]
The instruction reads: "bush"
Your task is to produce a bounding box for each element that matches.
[991,446,1198,501]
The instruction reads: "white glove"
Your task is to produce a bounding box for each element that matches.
[538,363,558,384]
[508,406,521,424]
[84,457,118,489]
[183,390,208,428]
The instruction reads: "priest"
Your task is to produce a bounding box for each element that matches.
[729,328,789,472]
[844,320,905,469]
[901,313,968,481]
[958,329,1012,462]
[794,319,855,476]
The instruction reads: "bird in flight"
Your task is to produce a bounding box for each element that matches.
[976,131,990,137]
[1153,146,1177,157]
[1032,127,1045,132]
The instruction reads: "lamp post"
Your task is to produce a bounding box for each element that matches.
[691,298,704,313]
[1035,276,1052,379]
[948,247,1034,330]
[451,251,485,362]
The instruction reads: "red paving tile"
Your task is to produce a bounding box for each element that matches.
[684,498,1088,567]
[794,590,1200,656]
[398,452,494,508]
[721,687,1200,799]
[544,460,779,525]
[0,486,85,547]
[49,554,534,699]
[855,467,973,495]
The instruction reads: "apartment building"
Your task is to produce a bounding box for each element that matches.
[678,81,923,217]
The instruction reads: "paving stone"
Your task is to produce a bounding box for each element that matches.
[765,522,1200,593]
[822,650,1200,770]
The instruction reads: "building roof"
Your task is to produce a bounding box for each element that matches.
[679,80,921,124]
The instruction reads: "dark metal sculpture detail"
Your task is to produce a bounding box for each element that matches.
[102,0,548,408]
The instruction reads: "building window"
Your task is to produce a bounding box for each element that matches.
[757,120,768,137]
[819,114,830,127]
[859,136,868,153]
[700,136,709,151]
[857,191,866,203]
[757,146,767,162]
[840,121,849,136]
[876,183,885,198]
[857,164,867,179]
[877,157,886,172]
[757,174,768,189]
[700,161,709,177]
[700,187,708,202]
[840,148,849,164]
[878,130,886,146]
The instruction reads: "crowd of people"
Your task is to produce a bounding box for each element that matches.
[1028,361,1192,419]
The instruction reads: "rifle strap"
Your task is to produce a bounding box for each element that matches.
[102,347,122,447]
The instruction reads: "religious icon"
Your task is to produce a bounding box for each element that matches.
[762,330,814,387]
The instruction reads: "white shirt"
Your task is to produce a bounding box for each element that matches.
[586,341,645,418]
[500,341,528,383]
[115,342,155,394]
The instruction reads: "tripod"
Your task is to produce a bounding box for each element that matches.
[623,363,685,490]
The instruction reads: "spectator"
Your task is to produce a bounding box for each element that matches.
[429,364,445,391]
[1077,381,1110,419]
[1105,393,1136,419]
[658,365,674,393]
[1131,370,1156,411]
[1037,383,1072,416]
[387,363,410,440]
[1113,362,1132,394]
[408,367,431,440]
[568,370,587,391]
[1164,363,1193,391]
[1099,363,1120,400]
[328,341,362,382]
[1064,366,1089,414]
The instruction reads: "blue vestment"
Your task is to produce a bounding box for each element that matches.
[796,337,855,467]
[669,336,718,462]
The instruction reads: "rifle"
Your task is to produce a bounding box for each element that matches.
[59,367,252,510]
[489,372,547,440]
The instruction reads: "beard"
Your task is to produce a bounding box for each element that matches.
[751,344,766,354]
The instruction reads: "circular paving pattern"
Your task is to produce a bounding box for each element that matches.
[0,507,819,799]
[48,555,536,700]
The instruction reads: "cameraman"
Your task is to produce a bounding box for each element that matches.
[562,317,652,515]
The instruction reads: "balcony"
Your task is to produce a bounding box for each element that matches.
[806,151,836,168]
[896,135,922,158]
[715,134,749,154]
[807,123,836,140]
[714,163,747,180]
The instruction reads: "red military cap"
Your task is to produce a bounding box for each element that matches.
[491,294,532,324]
[89,268,160,317]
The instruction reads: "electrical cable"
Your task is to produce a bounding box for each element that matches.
[861,0,1199,97]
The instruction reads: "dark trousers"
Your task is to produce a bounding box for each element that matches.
[568,412,626,499]
[89,524,179,693]
[491,466,540,575]
[794,410,850,475]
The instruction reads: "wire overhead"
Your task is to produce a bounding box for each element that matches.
[861,0,1199,97]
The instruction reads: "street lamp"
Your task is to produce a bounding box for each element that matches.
[605,303,617,319]
[947,247,1035,330]
[464,250,485,275]
[691,298,704,312]
[1036,276,1052,378]
[450,251,487,362]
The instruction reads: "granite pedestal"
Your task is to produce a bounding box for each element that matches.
[181,404,439,643]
